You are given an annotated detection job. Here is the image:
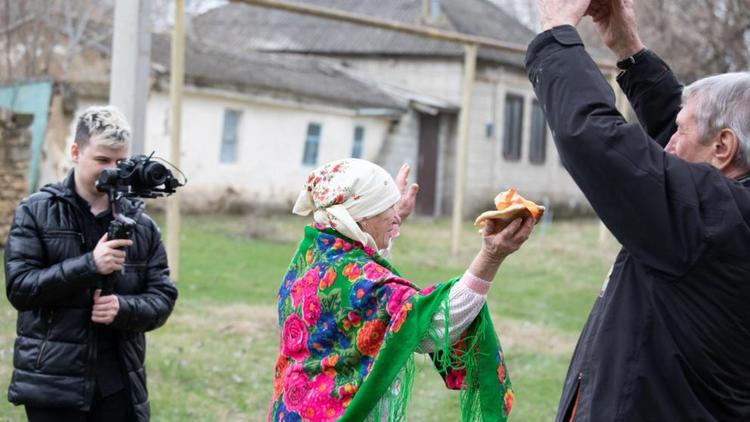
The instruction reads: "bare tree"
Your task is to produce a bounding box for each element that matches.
[638,0,750,82]
[0,0,114,82]
[492,0,541,31]
[148,0,228,33]
[493,0,750,82]
[2,0,13,80]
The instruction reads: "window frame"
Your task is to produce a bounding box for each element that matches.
[302,122,323,166]
[529,99,548,165]
[351,125,365,159]
[219,108,242,164]
[502,93,525,162]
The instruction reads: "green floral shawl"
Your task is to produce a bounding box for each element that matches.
[268,226,513,421]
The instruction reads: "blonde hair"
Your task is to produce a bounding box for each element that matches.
[74,105,131,149]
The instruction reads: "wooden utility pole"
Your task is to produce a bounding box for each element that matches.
[109,0,150,154]
[167,0,185,281]
[451,44,478,256]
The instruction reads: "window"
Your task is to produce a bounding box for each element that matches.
[220,109,241,163]
[430,0,442,18]
[302,123,322,165]
[529,100,548,164]
[351,125,365,158]
[503,94,524,161]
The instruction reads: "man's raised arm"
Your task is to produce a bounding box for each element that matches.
[588,0,682,146]
[525,0,721,276]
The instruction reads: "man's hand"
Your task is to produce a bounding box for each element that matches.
[395,163,419,222]
[92,289,120,325]
[587,0,645,59]
[537,0,592,31]
[92,233,133,275]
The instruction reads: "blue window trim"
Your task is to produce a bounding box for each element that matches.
[220,109,241,163]
[351,125,365,158]
[302,123,322,166]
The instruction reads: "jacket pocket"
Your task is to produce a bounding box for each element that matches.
[118,261,148,293]
[42,230,85,244]
[35,309,55,369]
[122,261,147,273]
[561,372,583,422]
[42,230,85,263]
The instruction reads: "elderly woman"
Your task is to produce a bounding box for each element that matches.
[269,159,534,422]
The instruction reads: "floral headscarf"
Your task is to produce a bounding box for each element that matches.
[292,159,401,251]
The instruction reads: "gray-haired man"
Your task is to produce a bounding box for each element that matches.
[528,0,750,420]
[5,106,177,421]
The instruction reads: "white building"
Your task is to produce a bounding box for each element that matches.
[190,0,592,216]
[36,0,600,216]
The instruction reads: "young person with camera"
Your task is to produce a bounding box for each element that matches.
[4,106,178,421]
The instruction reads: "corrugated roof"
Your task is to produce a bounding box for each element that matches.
[192,0,535,67]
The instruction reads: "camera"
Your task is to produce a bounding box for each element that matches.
[96,153,182,199]
[94,153,185,295]
[96,153,184,241]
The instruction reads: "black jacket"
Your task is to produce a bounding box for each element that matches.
[526,26,750,421]
[4,171,178,420]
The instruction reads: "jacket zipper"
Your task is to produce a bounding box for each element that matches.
[86,319,98,407]
[35,309,55,369]
[45,230,85,245]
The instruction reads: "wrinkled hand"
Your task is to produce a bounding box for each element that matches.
[536,0,592,31]
[395,163,419,222]
[481,218,535,261]
[92,289,120,325]
[92,233,133,275]
[586,0,645,59]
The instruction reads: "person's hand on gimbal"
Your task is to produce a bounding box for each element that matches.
[92,289,120,325]
[92,233,133,275]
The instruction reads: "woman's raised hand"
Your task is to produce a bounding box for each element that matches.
[395,163,419,222]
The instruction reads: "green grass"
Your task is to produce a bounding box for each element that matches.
[0,214,620,421]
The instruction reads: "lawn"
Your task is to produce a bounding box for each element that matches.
[0,213,620,421]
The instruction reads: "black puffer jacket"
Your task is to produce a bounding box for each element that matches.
[4,172,178,421]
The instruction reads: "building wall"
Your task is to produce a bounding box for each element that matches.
[465,65,586,214]
[54,91,393,212]
[374,109,418,185]
[338,57,464,216]
[39,89,75,185]
[340,56,588,215]
[340,57,465,104]
[142,91,394,210]
[0,109,33,246]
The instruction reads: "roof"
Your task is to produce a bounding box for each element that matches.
[10,14,403,110]
[149,34,404,110]
[192,0,536,67]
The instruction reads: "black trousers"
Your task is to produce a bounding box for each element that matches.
[25,389,131,422]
